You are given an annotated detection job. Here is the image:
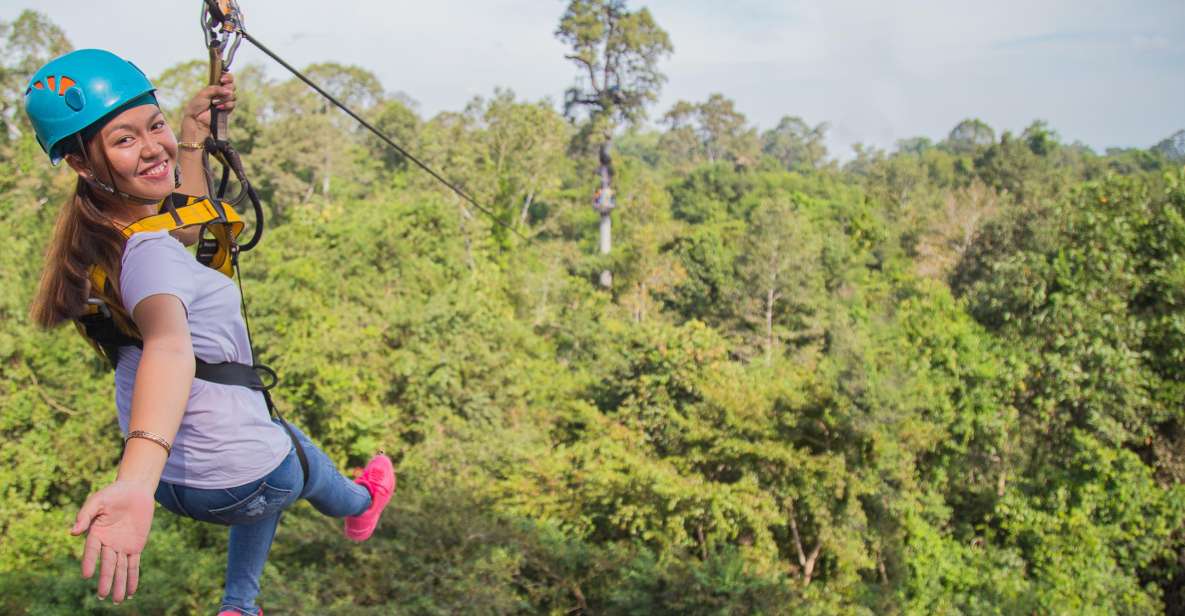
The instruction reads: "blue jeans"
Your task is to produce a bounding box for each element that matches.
[154,421,371,615]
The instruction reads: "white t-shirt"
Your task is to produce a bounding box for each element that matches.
[114,231,291,489]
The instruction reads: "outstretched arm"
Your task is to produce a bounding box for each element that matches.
[71,293,194,604]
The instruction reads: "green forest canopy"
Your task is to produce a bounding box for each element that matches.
[1,7,1184,615]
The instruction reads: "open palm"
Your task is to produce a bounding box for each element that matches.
[71,481,156,603]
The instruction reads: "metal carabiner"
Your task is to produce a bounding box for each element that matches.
[200,0,244,156]
[86,297,112,319]
[201,0,245,71]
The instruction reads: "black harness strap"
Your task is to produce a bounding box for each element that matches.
[77,313,313,482]
[194,358,310,482]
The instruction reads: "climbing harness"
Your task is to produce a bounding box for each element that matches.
[75,190,309,481]
[78,195,310,481]
[78,194,242,366]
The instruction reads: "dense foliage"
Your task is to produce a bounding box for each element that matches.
[2,9,1183,615]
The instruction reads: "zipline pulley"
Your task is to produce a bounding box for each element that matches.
[201,0,243,142]
[201,0,244,77]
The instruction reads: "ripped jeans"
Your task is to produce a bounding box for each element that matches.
[154,421,371,615]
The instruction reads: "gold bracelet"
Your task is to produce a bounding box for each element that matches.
[125,430,172,456]
[177,141,205,151]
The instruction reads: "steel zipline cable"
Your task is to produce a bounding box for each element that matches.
[236,31,527,240]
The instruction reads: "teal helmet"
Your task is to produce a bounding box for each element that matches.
[24,49,158,165]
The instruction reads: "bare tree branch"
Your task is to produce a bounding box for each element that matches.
[564,53,601,97]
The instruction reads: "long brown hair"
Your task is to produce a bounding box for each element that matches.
[29,175,129,329]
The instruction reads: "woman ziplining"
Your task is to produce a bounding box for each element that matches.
[23,48,395,616]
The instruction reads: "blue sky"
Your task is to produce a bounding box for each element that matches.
[3,0,1182,159]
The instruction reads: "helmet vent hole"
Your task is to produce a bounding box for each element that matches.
[58,76,76,94]
[46,76,56,91]
[33,81,44,90]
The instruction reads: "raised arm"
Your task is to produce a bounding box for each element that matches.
[176,71,237,198]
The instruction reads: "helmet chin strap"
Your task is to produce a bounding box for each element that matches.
[76,133,180,208]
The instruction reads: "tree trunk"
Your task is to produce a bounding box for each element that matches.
[597,139,615,289]
[696,522,708,560]
[599,213,612,254]
[765,286,775,366]
[803,543,821,585]
[303,181,315,205]
[520,191,535,226]
[787,498,821,586]
[457,200,475,272]
[322,149,331,197]
[568,582,588,615]
[535,263,553,326]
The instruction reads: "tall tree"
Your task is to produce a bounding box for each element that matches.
[1153,129,1185,162]
[251,62,386,213]
[944,118,995,154]
[477,89,569,229]
[661,93,760,169]
[422,89,568,236]
[367,97,420,173]
[737,197,823,364]
[1021,119,1059,157]
[761,115,829,172]
[556,0,672,287]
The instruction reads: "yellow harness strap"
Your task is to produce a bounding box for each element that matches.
[82,194,245,321]
[122,196,244,237]
[122,195,245,276]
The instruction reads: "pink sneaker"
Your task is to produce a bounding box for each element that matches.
[344,453,396,542]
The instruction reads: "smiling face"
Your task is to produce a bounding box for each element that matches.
[69,103,178,204]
